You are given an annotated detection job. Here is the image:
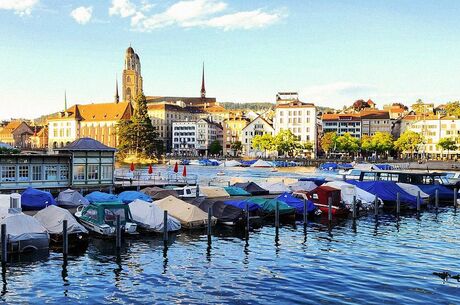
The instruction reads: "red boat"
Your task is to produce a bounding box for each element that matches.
[296,186,349,217]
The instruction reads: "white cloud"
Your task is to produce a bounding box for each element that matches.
[70,6,93,25]
[205,9,281,30]
[109,0,137,18]
[111,0,284,32]
[0,0,39,16]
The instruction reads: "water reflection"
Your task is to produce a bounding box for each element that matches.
[61,256,69,297]
[1,263,6,297]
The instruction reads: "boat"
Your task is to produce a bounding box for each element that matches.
[199,186,230,198]
[141,187,178,200]
[302,185,349,217]
[155,195,217,229]
[216,171,226,176]
[56,189,89,208]
[21,187,56,211]
[245,197,296,220]
[346,180,419,210]
[75,201,137,237]
[270,166,278,172]
[319,162,339,171]
[223,186,251,196]
[85,191,119,204]
[191,199,248,226]
[396,183,430,203]
[339,163,381,179]
[128,199,181,233]
[219,160,242,167]
[181,160,190,165]
[173,185,201,198]
[118,191,152,204]
[222,199,260,212]
[415,184,458,204]
[233,182,269,196]
[323,181,383,211]
[0,211,50,254]
[250,159,273,168]
[34,205,89,250]
[288,180,318,192]
[277,192,321,217]
[257,181,291,195]
[356,170,453,187]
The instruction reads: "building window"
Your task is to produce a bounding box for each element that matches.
[45,165,58,180]
[87,165,99,180]
[60,165,69,180]
[1,166,16,182]
[101,165,113,180]
[73,165,85,181]
[32,165,42,181]
[18,165,29,182]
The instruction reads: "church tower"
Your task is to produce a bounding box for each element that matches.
[122,46,143,103]
[200,63,206,99]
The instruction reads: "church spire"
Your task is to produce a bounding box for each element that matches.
[64,90,67,111]
[200,62,206,99]
[115,76,120,103]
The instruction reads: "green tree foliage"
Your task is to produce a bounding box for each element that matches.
[230,141,243,155]
[394,130,423,155]
[252,133,275,156]
[274,129,299,156]
[209,140,222,155]
[335,133,360,154]
[437,137,458,156]
[445,101,460,117]
[117,92,162,158]
[0,147,20,154]
[360,135,373,153]
[371,132,394,154]
[320,132,337,156]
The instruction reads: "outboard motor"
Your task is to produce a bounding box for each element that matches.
[9,193,22,213]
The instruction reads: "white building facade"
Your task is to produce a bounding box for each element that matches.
[172,121,197,156]
[241,116,275,157]
[274,101,317,157]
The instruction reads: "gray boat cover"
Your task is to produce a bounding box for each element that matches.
[129,199,181,232]
[141,187,178,200]
[34,205,88,235]
[0,212,49,242]
[56,189,90,207]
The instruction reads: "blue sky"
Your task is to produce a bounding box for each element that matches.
[1,0,460,119]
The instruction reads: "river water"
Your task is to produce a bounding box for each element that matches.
[1,166,460,304]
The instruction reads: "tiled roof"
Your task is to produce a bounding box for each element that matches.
[56,137,116,151]
[360,110,390,119]
[275,101,315,108]
[49,102,131,122]
[0,120,30,135]
[147,103,205,113]
[322,113,361,121]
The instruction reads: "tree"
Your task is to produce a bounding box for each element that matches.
[335,133,360,155]
[320,132,337,157]
[437,137,458,159]
[273,129,298,157]
[394,130,423,157]
[209,140,222,155]
[230,141,243,156]
[371,132,393,156]
[445,101,460,117]
[252,133,275,157]
[360,135,374,154]
[117,92,162,159]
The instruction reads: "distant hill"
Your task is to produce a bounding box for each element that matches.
[221,102,274,111]
[317,106,337,114]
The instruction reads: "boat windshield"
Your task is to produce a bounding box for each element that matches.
[104,208,126,223]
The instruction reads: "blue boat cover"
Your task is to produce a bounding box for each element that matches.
[85,191,120,203]
[223,200,260,212]
[21,187,56,210]
[416,185,454,201]
[299,177,327,186]
[375,164,394,170]
[338,163,353,169]
[240,160,257,166]
[118,191,152,204]
[276,192,316,214]
[319,162,338,170]
[346,180,417,207]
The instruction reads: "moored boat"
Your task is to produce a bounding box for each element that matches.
[128,199,181,233]
[75,201,137,237]
[34,205,89,250]
[302,185,349,217]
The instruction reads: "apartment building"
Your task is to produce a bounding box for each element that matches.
[241,116,275,157]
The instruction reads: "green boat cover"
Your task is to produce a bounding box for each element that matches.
[245,197,295,215]
[224,186,251,196]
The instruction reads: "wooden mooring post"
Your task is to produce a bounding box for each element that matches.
[163,211,168,242]
[396,192,401,216]
[328,197,332,222]
[115,215,121,249]
[352,195,357,219]
[62,220,68,256]
[1,224,6,263]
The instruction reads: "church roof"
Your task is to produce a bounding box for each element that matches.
[49,102,132,122]
[0,120,31,135]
